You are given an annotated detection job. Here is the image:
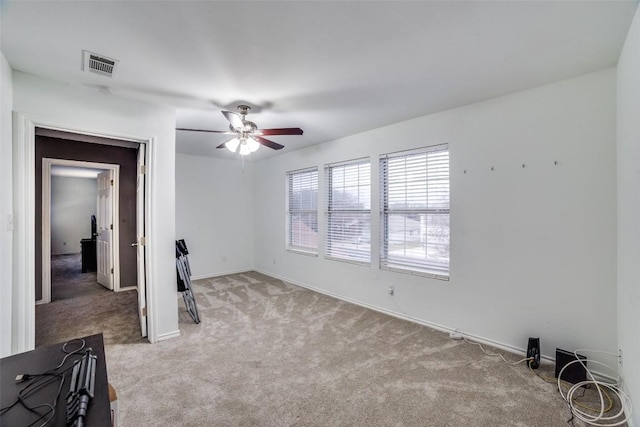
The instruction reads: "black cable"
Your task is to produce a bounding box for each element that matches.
[1,375,59,414]
[25,374,65,427]
[14,374,63,427]
[0,338,86,426]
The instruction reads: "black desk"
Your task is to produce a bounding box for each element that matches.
[1,334,111,427]
[80,238,96,273]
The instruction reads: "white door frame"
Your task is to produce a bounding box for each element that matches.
[135,144,148,337]
[41,159,121,304]
[12,112,156,353]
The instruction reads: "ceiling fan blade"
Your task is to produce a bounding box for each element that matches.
[256,128,304,136]
[252,136,284,150]
[216,137,238,149]
[222,110,245,130]
[176,128,236,135]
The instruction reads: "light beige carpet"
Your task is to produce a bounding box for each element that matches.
[103,271,594,426]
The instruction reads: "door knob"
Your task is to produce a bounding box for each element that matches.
[131,242,139,247]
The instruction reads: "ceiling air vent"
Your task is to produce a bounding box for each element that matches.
[82,50,119,78]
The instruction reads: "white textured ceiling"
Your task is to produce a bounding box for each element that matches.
[1,1,637,160]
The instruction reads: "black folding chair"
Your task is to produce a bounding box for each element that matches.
[176,239,200,324]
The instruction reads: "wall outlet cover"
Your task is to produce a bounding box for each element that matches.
[527,337,541,369]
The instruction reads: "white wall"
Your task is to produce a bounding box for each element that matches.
[50,176,97,255]
[176,154,254,278]
[254,68,617,361]
[617,5,640,425]
[1,51,14,357]
[12,71,179,346]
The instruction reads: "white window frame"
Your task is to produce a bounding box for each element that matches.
[380,144,450,280]
[286,167,319,255]
[324,158,371,265]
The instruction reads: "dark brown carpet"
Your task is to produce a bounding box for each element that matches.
[36,253,142,348]
[51,253,106,301]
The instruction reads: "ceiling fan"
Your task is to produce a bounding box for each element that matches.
[176,105,303,155]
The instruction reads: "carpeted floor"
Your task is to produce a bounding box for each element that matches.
[36,253,142,347]
[50,253,106,301]
[102,272,600,426]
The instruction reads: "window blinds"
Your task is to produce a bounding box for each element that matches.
[380,145,450,278]
[325,159,371,264]
[286,167,318,253]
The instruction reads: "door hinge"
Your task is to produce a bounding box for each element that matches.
[140,236,146,246]
[140,165,147,175]
[110,224,113,230]
[142,307,147,316]
[111,267,114,274]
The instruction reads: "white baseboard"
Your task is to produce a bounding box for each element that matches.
[156,330,181,342]
[190,269,252,281]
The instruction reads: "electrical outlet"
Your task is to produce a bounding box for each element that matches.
[619,349,623,366]
[449,332,463,340]
[388,284,394,295]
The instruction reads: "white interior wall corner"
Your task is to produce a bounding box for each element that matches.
[617,4,640,426]
[175,153,255,278]
[1,51,14,357]
[50,176,97,255]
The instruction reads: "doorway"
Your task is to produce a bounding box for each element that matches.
[41,159,121,304]
[34,128,148,344]
[49,164,107,302]
[12,113,157,353]
[35,132,148,343]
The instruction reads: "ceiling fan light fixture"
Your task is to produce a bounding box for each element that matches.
[238,142,251,156]
[225,138,240,153]
[182,105,301,154]
[247,137,260,153]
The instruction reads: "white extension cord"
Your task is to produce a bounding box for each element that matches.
[449,332,463,340]
[557,350,633,426]
[450,330,533,366]
[450,332,633,425]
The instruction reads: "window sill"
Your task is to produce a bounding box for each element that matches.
[287,248,318,257]
[325,255,371,267]
[380,265,449,281]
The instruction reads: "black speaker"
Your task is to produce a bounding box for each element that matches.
[527,337,541,369]
[555,349,587,384]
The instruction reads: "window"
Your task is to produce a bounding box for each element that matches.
[380,145,450,279]
[286,167,318,254]
[325,158,371,264]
